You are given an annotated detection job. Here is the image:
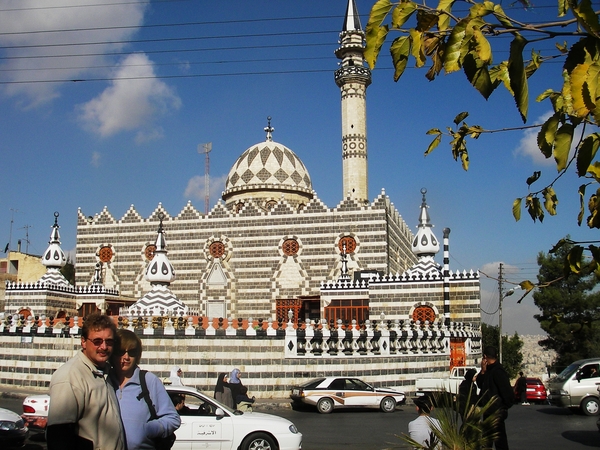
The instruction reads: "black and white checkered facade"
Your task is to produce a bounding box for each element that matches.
[75,190,417,319]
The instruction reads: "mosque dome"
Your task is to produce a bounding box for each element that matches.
[222,119,313,212]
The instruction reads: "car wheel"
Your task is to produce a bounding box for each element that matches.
[581,397,600,416]
[241,432,277,450]
[380,396,396,413]
[317,397,334,414]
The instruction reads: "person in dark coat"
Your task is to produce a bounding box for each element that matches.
[516,372,528,405]
[476,346,514,450]
[213,373,234,408]
[458,368,479,417]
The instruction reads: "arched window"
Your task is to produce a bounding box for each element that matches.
[412,305,436,324]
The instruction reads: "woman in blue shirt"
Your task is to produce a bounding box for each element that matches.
[111,329,180,450]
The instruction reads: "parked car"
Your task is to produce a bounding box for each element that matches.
[22,394,49,430]
[165,385,302,450]
[290,377,406,414]
[548,358,600,416]
[514,377,548,404]
[0,407,29,447]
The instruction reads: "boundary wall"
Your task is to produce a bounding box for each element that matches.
[0,315,481,398]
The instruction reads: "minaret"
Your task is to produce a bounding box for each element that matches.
[335,0,371,204]
[39,211,69,286]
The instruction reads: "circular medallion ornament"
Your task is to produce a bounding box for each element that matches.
[338,236,356,253]
[144,244,156,261]
[282,239,299,256]
[98,246,113,263]
[209,241,226,259]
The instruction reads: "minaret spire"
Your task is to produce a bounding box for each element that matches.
[412,188,440,257]
[335,0,371,204]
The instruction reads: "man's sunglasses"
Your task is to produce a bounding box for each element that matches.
[86,338,115,347]
[117,348,141,358]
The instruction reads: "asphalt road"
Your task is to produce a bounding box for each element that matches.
[2,396,600,449]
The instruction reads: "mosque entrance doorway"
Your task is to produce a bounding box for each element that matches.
[276,297,321,323]
[450,337,467,369]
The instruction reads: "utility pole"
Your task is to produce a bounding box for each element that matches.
[198,143,212,214]
[498,263,504,364]
[498,262,515,364]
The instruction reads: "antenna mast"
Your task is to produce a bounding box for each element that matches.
[198,143,212,214]
[19,224,31,253]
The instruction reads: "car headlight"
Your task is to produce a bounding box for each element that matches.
[559,389,569,396]
[0,420,19,431]
[289,424,299,434]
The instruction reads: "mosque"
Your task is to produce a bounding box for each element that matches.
[2,1,482,387]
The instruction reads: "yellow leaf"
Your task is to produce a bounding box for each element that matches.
[425,133,442,156]
[543,187,558,215]
[512,198,522,222]
[472,27,492,65]
[436,0,455,32]
[554,123,574,172]
[390,36,411,82]
[444,18,469,74]
[570,63,591,117]
[576,133,600,177]
[587,162,600,182]
[391,1,417,29]
[409,29,426,68]
[537,113,559,159]
[365,0,393,69]
[508,35,529,123]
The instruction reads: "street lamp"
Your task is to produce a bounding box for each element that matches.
[499,288,515,364]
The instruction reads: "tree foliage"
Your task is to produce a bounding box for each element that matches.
[365,0,600,276]
[481,323,523,379]
[533,238,600,367]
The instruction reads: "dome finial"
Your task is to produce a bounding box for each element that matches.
[264,116,274,142]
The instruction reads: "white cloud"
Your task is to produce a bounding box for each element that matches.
[184,174,227,204]
[77,53,181,140]
[0,0,149,108]
[90,151,101,167]
[513,111,555,165]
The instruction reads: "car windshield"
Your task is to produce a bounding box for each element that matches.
[555,363,580,382]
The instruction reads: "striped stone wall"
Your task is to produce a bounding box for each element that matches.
[0,317,480,398]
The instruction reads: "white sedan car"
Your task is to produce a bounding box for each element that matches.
[290,376,406,414]
[165,385,302,450]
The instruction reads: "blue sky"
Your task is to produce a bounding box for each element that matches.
[1,0,597,335]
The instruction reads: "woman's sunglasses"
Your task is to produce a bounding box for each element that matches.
[117,348,140,358]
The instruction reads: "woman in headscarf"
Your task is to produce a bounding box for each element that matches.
[213,372,234,408]
[169,366,184,386]
[228,368,243,408]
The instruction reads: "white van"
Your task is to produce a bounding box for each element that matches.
[548,358,600,415]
